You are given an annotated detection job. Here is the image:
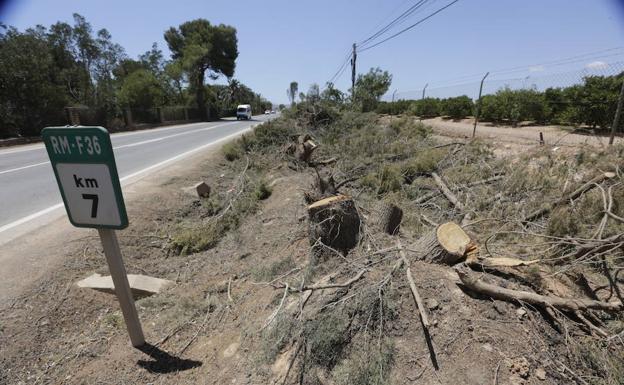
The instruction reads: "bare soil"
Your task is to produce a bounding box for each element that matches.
[423,116,623,147]
[1,117,622,385]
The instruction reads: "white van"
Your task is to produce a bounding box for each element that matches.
[236,104,252,120]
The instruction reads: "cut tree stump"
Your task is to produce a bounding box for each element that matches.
[308,195,360,254]
[304,169,338,204]
[377,201,403,235]
[410,222,476,265]
[194,181,211,198]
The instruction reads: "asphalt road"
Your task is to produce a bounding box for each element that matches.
[0,116,270,243]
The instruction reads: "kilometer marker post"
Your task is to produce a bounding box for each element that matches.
[42,126,145,348]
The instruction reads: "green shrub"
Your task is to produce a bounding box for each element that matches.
[254,180,272,200]
[222,141,243,161]
[377,165,402,195]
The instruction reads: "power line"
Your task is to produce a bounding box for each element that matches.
[415,47,624,88]
[356,0,413,44]
[359,0,461,52]
[327,51,353,84]
[358,0,433,48]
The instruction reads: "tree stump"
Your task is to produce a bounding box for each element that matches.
[307,195,360,254]
[377,201,403,235]
[411,222,475,265]
[304,169,337,204]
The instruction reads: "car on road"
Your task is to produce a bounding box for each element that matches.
[271,110,276,114]
[264,110,270,114]
[236,104,252,120]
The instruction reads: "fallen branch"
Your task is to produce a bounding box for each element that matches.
[275,269,366,292]
[432,172,464,211]
[398,240,438,370]
[262,283,289,331]
[523,171,615,222]
[455,264,623,312]
[397,241,430,328]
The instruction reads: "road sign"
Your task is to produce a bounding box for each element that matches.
[42,126,144,347]
[42,126,128,229]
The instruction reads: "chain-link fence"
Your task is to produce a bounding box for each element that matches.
[380,60,624,130]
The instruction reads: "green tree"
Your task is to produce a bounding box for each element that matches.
[164,19,238,120]
[117,69,165,110]
[578,75,623,129]
[321,82,345,104]
[287,81,298,106]
[353,67,392,112]
[0,26,67,137]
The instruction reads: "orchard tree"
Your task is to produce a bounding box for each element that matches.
[165,19,238,120]
[353,67,392,112]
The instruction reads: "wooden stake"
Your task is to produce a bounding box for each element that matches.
[98,229,145,347]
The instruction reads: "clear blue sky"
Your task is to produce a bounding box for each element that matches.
[2,0,624,104]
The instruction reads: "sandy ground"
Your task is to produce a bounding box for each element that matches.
[423,117,622,147]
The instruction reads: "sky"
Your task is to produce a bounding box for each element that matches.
[2,0,624,104]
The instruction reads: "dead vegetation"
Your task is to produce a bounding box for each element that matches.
[3,109,624,385]
[233,109,624,384]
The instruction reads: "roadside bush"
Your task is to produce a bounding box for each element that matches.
[254,180,272,200]
[222,141,243,161]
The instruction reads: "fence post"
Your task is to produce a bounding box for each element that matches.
[609,80,624,145]
[472,72,489,138]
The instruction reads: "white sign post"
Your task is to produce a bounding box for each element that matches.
[42,126,145,348]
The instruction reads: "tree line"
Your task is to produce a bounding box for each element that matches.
[0,15,271,138]
[376,73,624,129]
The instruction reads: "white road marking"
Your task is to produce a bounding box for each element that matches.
[0,117,259,156]
[0,121,240,175]
[0,161,50,175]
[0,125,254,235]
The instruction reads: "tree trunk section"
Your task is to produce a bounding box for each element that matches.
[410,222,475,265]
[308,195,360,254]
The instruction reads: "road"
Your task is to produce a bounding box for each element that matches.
[0,116,270,244]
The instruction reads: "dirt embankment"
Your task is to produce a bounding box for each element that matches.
[1,113,623,385]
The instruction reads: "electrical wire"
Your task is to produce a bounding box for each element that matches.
[359,0,460,52]
[358,0,433,47]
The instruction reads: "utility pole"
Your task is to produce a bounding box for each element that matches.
[351,43,357,98]
[609,79,624,145]
[473,72,489,138]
